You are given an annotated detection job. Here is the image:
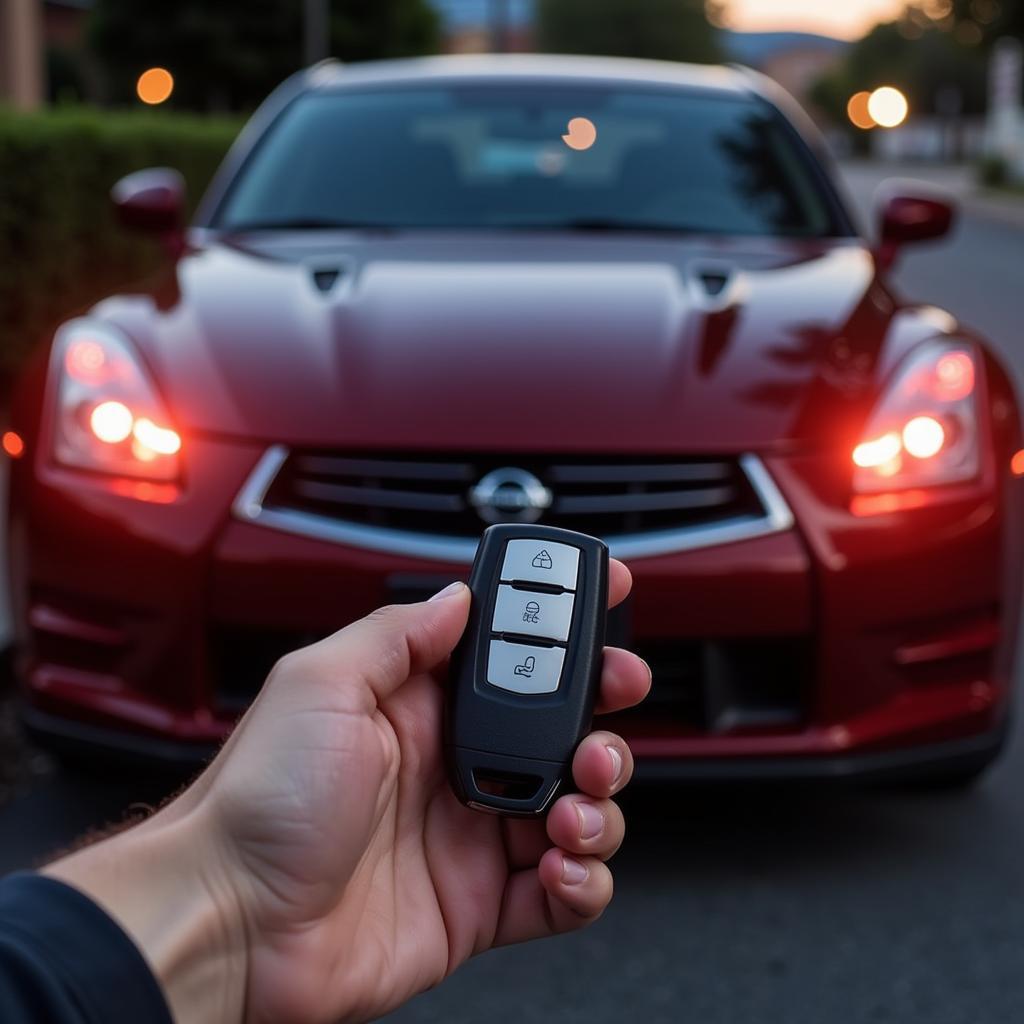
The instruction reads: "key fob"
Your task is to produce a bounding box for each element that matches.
[446,524,609,817]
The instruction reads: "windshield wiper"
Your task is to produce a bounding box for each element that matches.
[494,219,702,233]
[224,218,397,232]
[225,218,702,234]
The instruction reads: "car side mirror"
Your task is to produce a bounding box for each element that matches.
[111,167,185,238]
[874,181,955,271]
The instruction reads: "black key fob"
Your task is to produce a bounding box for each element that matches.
[446,524,609,817]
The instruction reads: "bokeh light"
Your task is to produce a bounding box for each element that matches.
[933,351,975,401]
[2,431,24,458]
[65,339,108,383]
[133,417,182,456]
[847,91,875,130]
[902,415,946,458]
[867,86,909,128]
[853,431,901,468]
[137,67,174,105]
[90,400,134,444]
[561,117,597,151]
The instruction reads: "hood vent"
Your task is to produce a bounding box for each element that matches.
[310,267,343,293]
[698,269,730,296]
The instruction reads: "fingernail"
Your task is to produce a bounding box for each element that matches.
[576,801,604,841]
[429,581,466,602]
[562,855,589,886]
[606,745,623,786]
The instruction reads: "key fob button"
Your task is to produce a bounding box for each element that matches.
[492,585,575,642]
[486,640,566,694]
[500,540,580,591]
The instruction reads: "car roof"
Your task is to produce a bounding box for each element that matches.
[307,53,756,99]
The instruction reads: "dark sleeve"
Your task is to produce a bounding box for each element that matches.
[0,872,173,1024]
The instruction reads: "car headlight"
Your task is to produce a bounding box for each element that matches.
[50,320,182,481]
[852,340,979,495]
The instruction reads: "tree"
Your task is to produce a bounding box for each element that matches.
[933,0,1024,48]
[810,17,988,129]
[330,0,440,63]
[536,0,722,65]
[89,0,440,112]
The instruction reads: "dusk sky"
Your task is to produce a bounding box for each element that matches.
[720,0,909,40]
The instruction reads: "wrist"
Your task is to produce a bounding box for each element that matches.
[44,800,249,1024]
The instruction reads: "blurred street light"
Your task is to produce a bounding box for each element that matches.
[867,86,909,128]
[137,67,174,105]
[847,91,875,129]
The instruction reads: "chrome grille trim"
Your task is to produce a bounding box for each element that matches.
[232,447,794,563]
[556,486,736,514]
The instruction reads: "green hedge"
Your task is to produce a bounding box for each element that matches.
[0,107,240,377]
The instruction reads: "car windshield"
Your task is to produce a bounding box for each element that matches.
[216,83,843,237]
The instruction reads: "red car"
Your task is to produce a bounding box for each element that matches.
[9,56,1022,784]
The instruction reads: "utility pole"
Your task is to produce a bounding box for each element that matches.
[491,0,509,53]
[988,37,1024,182]
[0,0,44,109]
[304,0,329,65]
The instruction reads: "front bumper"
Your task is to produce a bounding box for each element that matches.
[21,705,1008,784]
[11,437,1021,773]
[634,718,1009,783]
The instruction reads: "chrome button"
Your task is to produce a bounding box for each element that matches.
[486,639,565,694]
[500,539,580,590]
[491,584,575,642]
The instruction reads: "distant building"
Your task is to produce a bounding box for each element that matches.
[429,0,535,53]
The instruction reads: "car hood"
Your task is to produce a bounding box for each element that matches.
[96,233,912,453]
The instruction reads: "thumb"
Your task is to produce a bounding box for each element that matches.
[301,582,472,707]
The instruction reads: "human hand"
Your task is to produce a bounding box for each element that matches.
[46,563,649,1024]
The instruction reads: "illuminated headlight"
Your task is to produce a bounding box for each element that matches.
[50,320,182,481]
[852,341,979,494]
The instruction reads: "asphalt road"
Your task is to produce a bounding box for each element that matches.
[3,163,1024,1024]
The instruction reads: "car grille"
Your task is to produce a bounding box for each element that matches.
[260,451,767,542]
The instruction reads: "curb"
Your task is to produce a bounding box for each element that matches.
[964,189,1024,230]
